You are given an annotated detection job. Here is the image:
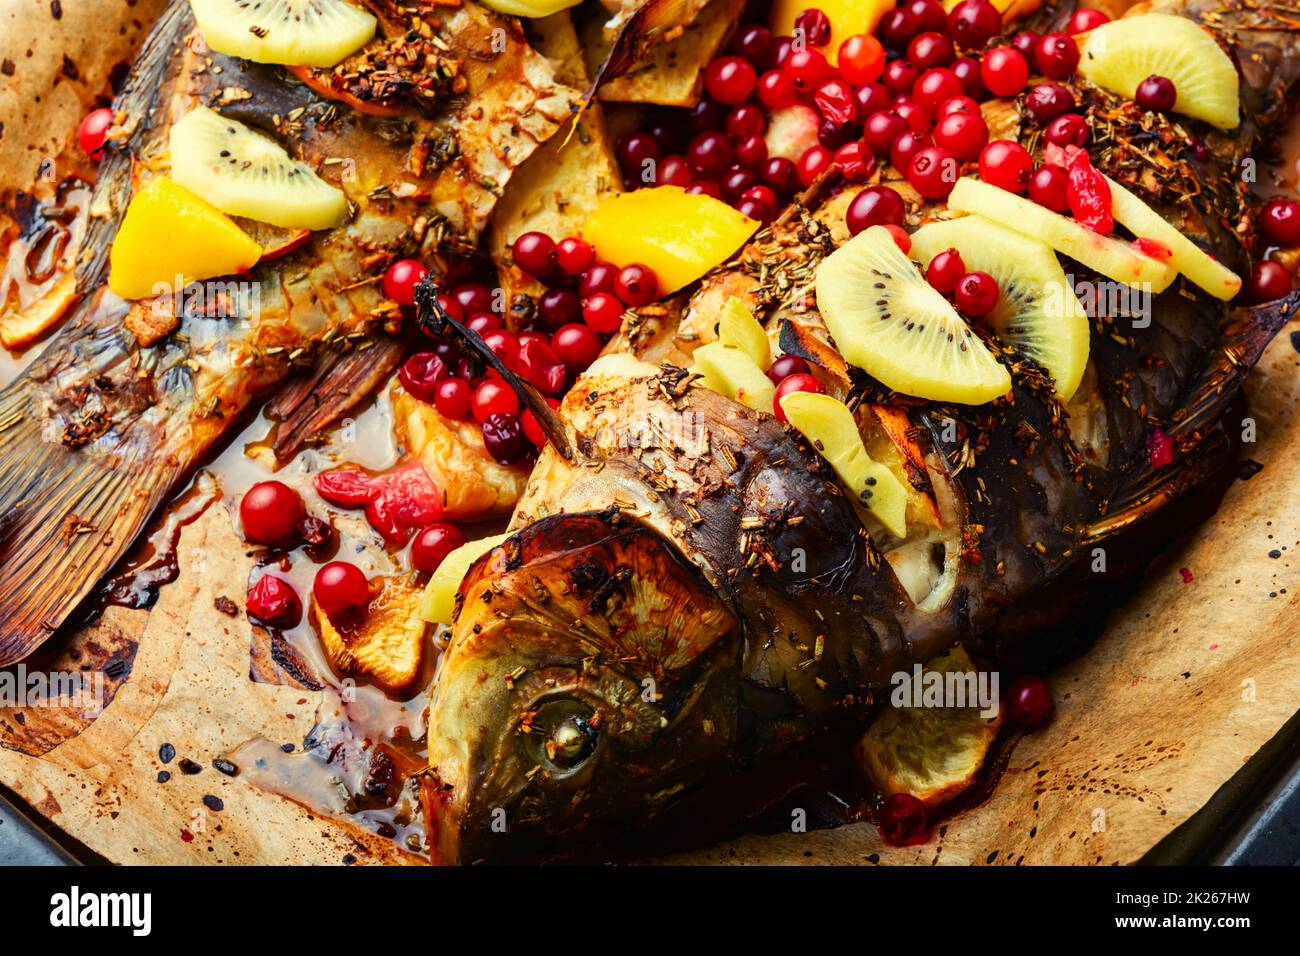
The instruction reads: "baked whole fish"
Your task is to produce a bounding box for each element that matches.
[424,0,1300,863]
[0,0,578,663]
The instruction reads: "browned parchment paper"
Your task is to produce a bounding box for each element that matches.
[0,0,1297,866]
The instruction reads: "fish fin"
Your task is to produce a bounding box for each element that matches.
[1088,290,1298,541]
[413,276,573,460]
[268,339,405,463]
[77,0,192,291]
[0,382,176,666]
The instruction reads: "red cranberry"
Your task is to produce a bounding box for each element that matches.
[465,312,500,336]
[1029,163,1070,211]
[658,154,695,187]
[688,130,734,176]
[1045,112,1090,148]
[951,57,988,98]
[481,328,520,369]
[767,353,811,385]
[539,286,581,330]
[784,48,834,94]
[733,24,772,63]
[734,135,769,169]
[481,413,530,466]
[794,7,832,46]
[768,34,796,70]
[846,185,906,235]
[551,323,603,373]
[1007,674,1053,728]
[78,107,114,161]
[817,116,859,151]
[978,139,1033,193]
[908,31,954,69]
[434,377,472,420]
[645,116,687,156]
[773,372,826,421]
[838,34,886,85]
[516,337,567,396]
[580,292,623,334]
[757,69,799,109]
[410,523,467,575]
[521,401,558,447]
[511,231,557,277]
[240,481,305,546]
[891,131,931,175]
[434,293,463,323]
[578,261,618,297]
[814,78,861,127]
[981,47,1029,98]
[796,144,833,186]
[616,131,661,179]
[907,0,948,32]
[1035,33,1079,80]
[727,103,767,139]
[947,0,1001,49]
[1012,30,1040,58]
[399,352,448,402]
[688,97,726,132]
[883,59,921,96]
[1147,427,1175,469]
[879,793,929,846]
[955,270,1000,315]
[908,145,959,199]
[1066,8,1110,33]
[854,81,892,118]
[939,95,980,116]
[313,561,371,620]
[246,575,302,628]
[472,379,519,422]
[863,110,909,155]
[926,247,966,292]
[895,100,931,135]
[830,141,871,182]
[1135,74,1177,113]
[741,184,780,214]
[933,110,988,160]
[556,236,594,276]
[615,263,660,306]
[383,259,427,306]
[764,156,799,194]
[705,56,758,105]
[687,179,725,201]
[450,282,494,316]
[913,68,964,118]
[736,198,772,222]
[1024,83,1076,122]
[1259,197,1300,245]
[1246,260,1293,302]
[878,7,920,50]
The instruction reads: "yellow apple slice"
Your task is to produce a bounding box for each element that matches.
[718,297,771,370]
[420,532,512,624]
[780,391,908,537]
[692,341,776,412]
[1103,176,1242,301]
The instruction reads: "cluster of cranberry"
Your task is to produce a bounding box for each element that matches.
[239,477,465,629]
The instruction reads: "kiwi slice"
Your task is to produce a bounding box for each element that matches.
[911,216,1090,402]
[815,226,1012,406]
[188,0,377,68]
[1079,13,1239,131]
[779,391,908,538]
[170,106,348,231]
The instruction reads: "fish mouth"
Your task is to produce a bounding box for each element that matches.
[425,510,743,864]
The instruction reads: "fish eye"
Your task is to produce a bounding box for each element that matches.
[523,699,598,774]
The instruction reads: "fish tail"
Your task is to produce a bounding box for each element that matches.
[0,380,174,666]
[1088,290,1300,542]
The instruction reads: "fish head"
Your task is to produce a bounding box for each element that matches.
[425,511,742,864]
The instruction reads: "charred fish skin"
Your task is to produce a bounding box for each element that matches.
[0,0,580,665]
[426,2,1300,861]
